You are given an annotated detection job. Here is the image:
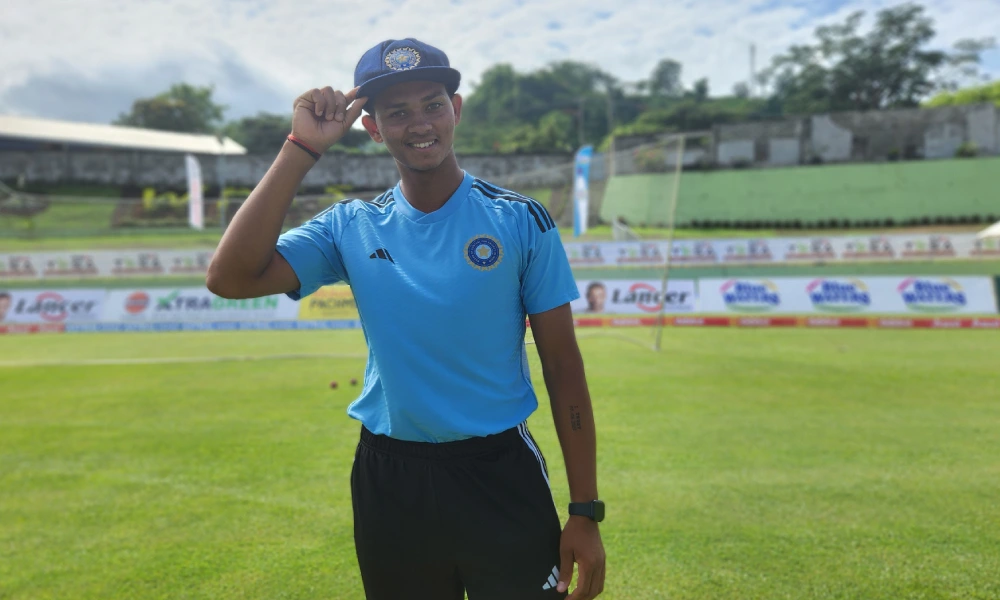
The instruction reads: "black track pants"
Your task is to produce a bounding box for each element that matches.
[351,423,567,600]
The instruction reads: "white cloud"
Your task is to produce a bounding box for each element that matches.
[2,0,997,122]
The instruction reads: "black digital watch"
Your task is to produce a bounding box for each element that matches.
[568,500,605,522]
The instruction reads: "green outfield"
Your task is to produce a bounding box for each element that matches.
[601,157,1000,227]
[2,329,999,599]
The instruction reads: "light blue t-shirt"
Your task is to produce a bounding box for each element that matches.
[276,172,579,442]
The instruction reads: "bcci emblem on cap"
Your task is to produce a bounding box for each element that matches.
[385,47,421,71]
[465,235,503,271]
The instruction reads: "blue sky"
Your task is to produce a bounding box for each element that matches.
[2,0,997,123]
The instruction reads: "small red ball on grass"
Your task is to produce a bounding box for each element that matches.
[350,378,358,386]
[330,381,338,389]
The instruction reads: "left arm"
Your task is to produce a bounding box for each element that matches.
[530,303,605,600]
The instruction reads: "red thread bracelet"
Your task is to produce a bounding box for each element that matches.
[287,134,322,159]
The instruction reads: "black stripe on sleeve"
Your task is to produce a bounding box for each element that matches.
[375,248,387,260]
[522,201,548,233]
[473,184,547,232]
[371,190,395,207]
[472,182,552,232]
[530,199,556,230]
[475,180,556,230]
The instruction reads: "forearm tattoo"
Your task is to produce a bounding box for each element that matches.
[570,405,582,431]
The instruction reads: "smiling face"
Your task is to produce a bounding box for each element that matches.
[361,80,462,173]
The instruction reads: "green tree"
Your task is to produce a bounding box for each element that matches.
[336,128,377,150]
[613,97,765,137]
[224,113,374,155]
[461,64,521,126]
[936,38,998,92]
[925,80,1000,107]
[499,111,576,153]
[690,78,710,103]
[223,113,290,155]
[115,83,226,133]
[759,2,995,113]
[648,59,683,97]
[456,60,621,153]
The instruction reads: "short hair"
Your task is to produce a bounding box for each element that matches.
[586,282,605,296]
[0,292,10,301]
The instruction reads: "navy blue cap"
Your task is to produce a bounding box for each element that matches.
[354,38,461,108]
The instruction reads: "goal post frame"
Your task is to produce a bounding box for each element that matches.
[654,133,689,352]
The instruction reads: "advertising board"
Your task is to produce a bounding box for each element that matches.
[3,231,998,283]
[102,288,299,323]
[970,237,1000,258]
[570,279,696,314]
[0,250,215,280]
[298,285,360,320]
[0,254,40,279]
[2,275,996,335]
[0,289,105,324]
[560,232,997,269]
[698,276,998,315]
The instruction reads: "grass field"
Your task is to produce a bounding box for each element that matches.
[2,329,999,599]
[0,227,768,251]
[0,229,224,252]
[0,202,119,237]
[601,158,1000,227]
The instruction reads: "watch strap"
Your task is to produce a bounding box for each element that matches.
[568,500,605,522]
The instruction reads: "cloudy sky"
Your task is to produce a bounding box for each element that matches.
[2,0,998,124]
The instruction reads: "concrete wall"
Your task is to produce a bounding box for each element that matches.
[714,103,999,167]
[716,119,804,166]
[0,149,574,190]
[808,116,853,163]
[616,103,999,169]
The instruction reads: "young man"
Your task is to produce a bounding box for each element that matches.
[207,38,605,600]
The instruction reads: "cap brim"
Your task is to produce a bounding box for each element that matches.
[358,67,461,111]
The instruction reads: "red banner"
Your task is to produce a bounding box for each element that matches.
[0,323,66,335]
[5,316,999,334]
[570,316,1000,329]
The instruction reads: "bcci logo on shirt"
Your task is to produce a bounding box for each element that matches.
[465,235,503,271]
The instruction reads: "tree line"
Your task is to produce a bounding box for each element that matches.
[114,2,995,156]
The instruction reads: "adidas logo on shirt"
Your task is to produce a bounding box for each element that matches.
[541,565,560,590]
[369,248,394,263]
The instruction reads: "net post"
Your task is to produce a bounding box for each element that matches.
[654,134,686,352]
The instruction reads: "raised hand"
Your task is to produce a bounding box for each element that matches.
[291,86,368,154]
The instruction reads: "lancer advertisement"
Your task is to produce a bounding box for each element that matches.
[0,289,104,323]
[570,280,696,314]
